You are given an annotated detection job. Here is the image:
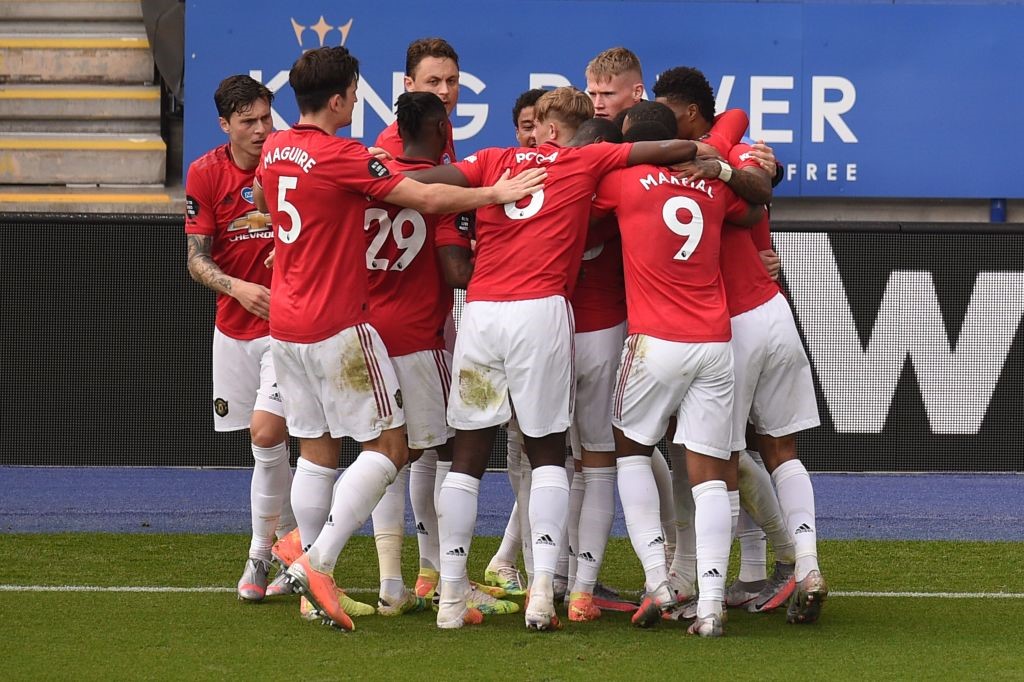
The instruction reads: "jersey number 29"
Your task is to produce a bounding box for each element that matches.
[364,208,427,271]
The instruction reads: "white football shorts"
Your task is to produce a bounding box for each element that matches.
[211,328,284,432]
[730,292,820,450]
[272,323,405,441]
[613,334,734,460]
[573,321,626,452]
[448,296,574,438]
[390,348,455,450]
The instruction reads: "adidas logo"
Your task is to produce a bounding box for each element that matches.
[325,514,334,527]
[702,568,723,579]
[648,535,665,548]
[795,523,814,535]
[535,533,556,546]
[578,551,596,563]
[445,546,466,557]
[416,522,428,535]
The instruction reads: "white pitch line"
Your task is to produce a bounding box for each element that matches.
[832,590,1024,599]
[1,585,1023,599]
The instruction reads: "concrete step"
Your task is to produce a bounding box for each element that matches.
[0,183,182,214]
[0,20,146,34]
[0,33,152,83]
[0,1,143,21]
[0,84,160,119]
[0,133,165,184]
[0,119,160,133]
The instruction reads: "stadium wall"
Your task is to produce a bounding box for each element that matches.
[2,214,1021,471]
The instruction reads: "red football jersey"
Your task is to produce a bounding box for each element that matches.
[702,108,748,157]
[594,166,749,342]
[572,231,627,333]
[375,120,457,166]
[452,141,632,303]
[719,143,779,317]
[365,156,468,357]
[184,143,273,340]
[255,124,404,344]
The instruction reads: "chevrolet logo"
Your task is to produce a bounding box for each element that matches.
[227,211,272,233]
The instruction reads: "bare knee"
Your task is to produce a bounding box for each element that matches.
[363,426,410,470]
[250,411,287,449]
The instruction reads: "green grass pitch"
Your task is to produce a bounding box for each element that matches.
[1,534,1022,680]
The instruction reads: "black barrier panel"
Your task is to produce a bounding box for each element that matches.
[0,214,1021,471]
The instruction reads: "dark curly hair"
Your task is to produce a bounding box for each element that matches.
[652,66,716,125]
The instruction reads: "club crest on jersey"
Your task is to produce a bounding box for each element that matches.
[442,153,452,165]
[185,195,199,218]
[214,398,229,417]
[394,389,403,409]
[368,158,390,178]
[241,187,255,204]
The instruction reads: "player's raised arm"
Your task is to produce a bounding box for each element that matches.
[402,163,472,187]
[383,167,545,215]
[626,138,698,167]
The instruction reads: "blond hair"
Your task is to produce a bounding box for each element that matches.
[533,87,595,130]
[585,47,643,81]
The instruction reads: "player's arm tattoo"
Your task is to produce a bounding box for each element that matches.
[725,167,772,205]
[437,245,474,289]
[186,234,234,295]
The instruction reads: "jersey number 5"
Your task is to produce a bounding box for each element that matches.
[364,208,427,271]
[276,176,301,244]
[662,196,704,260]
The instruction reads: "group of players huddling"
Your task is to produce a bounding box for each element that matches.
[185,39,827,638]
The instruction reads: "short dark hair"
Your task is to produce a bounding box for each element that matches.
[512,88,546,127]
[288,46,360,114]
[396,91,447,143]
[571,117,624,146]
[406,37,459,78]
[652,66,716,125]
[213,75,273,120]
[623,120,674,143]
[624,101,677,137]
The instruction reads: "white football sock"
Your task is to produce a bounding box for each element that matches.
[772,459,820,581]
[433,459,452,512]
[517,458,534,581]
[308,451,397,574]
[249,441,291,561]
[667,443,696,594]
[573,466,615,593]
[372,463,409,598]
[651,447,676,559]
[437,472,480,610]
[736,508,768,582]
[692,479,730,619]
[617,455,668,593]
[567,467,585,589]
[491,434,523,566]
[410,450,439,571]
[729,489,741,541]
[555,456,574,580]
[291,457,336,551]
[528,465,570,592]
[738,449,795,564]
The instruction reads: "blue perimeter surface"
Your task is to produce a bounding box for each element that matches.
[1,468,1022,541]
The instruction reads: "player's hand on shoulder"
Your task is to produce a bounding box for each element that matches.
[491,167,547,204]
[367,146,393,161]
[750,140,778,175]
[693,141,722,159]
[759,248,781,281]
[233,280,271,320]
[671,158,719,179]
